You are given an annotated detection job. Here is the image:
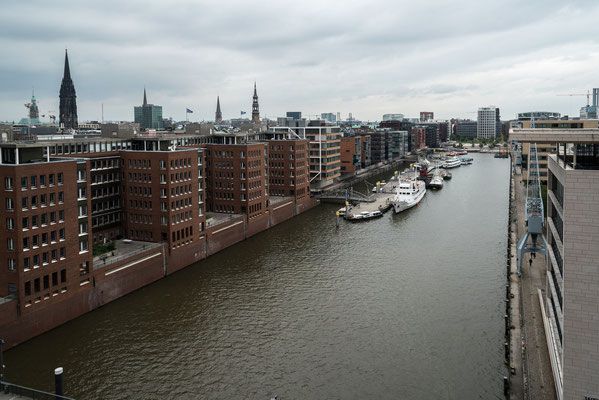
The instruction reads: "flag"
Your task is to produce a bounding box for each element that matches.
[186,108,193,113]
[241,111,246,115]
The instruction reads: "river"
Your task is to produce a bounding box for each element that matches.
[5,153,510,399]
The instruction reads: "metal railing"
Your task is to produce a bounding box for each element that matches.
[93,243,163,270]
[0,381,75,400]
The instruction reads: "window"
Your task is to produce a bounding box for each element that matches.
[42,252,48,265]
[51,230,56,242]
[59,210,64,221]
[40,194,47,207]
[23,237,29,250]
[33,254,39,267]
[41,213,47,226]
[60,269,66,283]
[6,217,14,230]
[50,212,56,223]
[40,175,46,187]
[52,272,58,286]
[58,191,64,203]
[57,173,63,185]
[7,238,14,250]
[30,176,37,188]
[23,257,30,270]
[5,198,13,210]
[21,197,28,209]
[42,232,48,245]
[59,228,65,240]
[25,281,31,296]
[31,195,37,208]
[5,177,13,190]
[32,215,38,228]
[60,247,65,259]
[79,239,88,252]
[49,193,55,205]
[8,258,15,271]
[51,249,57,261]
[78,187,86,199]
[21,177,27,189]
[49,174,55,186]
[34,278,40,293]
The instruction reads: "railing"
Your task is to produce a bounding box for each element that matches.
[93,243,163,270]
[0,381,75,400]
[0,294,16,305]
[550,266,563,310]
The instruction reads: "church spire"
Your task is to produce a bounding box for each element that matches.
[59,49,78,129]
[143,87,147,106]
[215,96,222,123]
[63,49,71,80]
[252,82,260,124]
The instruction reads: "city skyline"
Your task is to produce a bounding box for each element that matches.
[1,0,599,123]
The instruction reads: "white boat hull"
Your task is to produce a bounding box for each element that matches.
[393,186,426,213]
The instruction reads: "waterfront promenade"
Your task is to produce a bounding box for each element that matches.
[510,165,556,399]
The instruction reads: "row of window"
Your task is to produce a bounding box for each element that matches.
[129,214,153,225]
[91,172,118,185]
[21,247,67,270]
[24,269,67,296]
[128,172,151,184]
[92,212,121,228]
[171,197,192,210]
[91,158,119,171]
[7,212,65,231]
[4,174,64,191]
[92,186,120,199]
[129,186,152,197]
[20,192,64,209]
[128,200,152,210]
[19,229,66,250]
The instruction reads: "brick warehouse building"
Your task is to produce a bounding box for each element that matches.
[0,133,316,349]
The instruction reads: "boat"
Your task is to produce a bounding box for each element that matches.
[445,157,461,169]
[392,179,426,213]
[458,150,468,155]
[429,165,444,189]
[346,210,383,221]
[443,171,452,180]
[459,158,472,165]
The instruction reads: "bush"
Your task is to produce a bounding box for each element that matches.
[93,241,116,257]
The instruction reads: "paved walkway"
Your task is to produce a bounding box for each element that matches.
[513,170,556,400]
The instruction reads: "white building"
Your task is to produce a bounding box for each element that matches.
[477,106,499,139]
[382,113,404,121]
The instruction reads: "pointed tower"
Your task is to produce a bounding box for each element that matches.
[252,82,260,124]
[59,49,78,129]
[29,89,39,120]
[143,87,148,106]
[215,96,223,124]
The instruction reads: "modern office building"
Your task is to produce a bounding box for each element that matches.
[59,50,78,130]
[286,112,302,120]
[456,120,478,140]
[517,111,561,121]
[477,106,500,139]
[340,136,361,174]
[134,89,164,130]
[519,119,599,183]
[511,128,599,400]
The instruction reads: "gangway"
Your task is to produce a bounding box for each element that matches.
[517,143,547,276]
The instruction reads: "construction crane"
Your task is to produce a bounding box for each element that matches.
[517,143,547,276]
[557,90,591,106]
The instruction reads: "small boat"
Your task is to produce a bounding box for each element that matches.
[443,172,452,180]
[346,210,383,221]
[445,157,461,169]
[429,164,443,189]
[459,158,472,165]
[392,179,426,213]
[458,150,468,155]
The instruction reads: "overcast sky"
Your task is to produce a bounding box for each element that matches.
[1,0,598,123]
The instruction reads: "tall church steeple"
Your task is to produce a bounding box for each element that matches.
[59,49,78,129]
[252,82,260,124]
[215,96,222,124]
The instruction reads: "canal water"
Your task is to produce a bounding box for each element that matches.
[5,153,510,399]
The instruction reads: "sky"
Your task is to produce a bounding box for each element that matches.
[1,0,599,123]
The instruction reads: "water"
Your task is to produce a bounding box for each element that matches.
[5,154,510,399]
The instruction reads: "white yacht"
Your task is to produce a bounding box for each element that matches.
[392,179,426,213]
[445,157,461,169]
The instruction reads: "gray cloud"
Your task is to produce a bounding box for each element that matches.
[1,0,598,123]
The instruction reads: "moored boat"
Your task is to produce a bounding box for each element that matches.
[392,179,426,213]
[445,157,461,169]
[346,210,383,221]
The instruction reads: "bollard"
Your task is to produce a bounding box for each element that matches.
[505,314,509,336]
[505,284,510,300]
[503,376,509,395]
[505,299,510,313]
[55,367,64,398]
[335,211,340,228]
[504,342,509,360]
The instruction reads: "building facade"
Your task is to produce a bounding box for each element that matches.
[511,129,599,400]
[477,106,500,139]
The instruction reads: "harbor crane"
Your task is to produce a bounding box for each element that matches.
[517,143,547,276]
